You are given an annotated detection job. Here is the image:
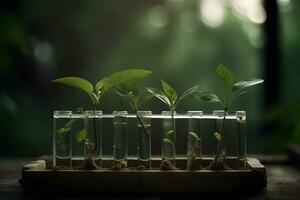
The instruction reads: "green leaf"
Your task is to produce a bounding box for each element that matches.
[216,64,234,87]
[58,127,70,134]
[138,92,154,105]
[161,80,177,104]
[232,78,264,92]
[166,130,174,137]
[163,138,175,148]
[108,69,152,86]
[111,86,139,110]
[176,85,199,107]
[64,119,77,129]
[234,91,247,99]
[189,131,201,141]
[95,77,110,92]
[146,87,171,107]
[133,91,154,110]
[53,77,93,96]
[214,132,221,141]
[191,91,222,103]
[75,129,87,143]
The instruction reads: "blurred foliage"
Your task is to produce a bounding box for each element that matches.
[2,0,297,157]
[262,0,300,153]
[264,101,300,153]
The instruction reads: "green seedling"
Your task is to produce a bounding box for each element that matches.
[108,69,152,114]
[53,76,110,169]
[107,69,152,136]
[187,131,202,170]
[53,69,153,169]
[191,63,263,170]
[146,80,198,168]
[107,69,152,168]
[55,107,85,162]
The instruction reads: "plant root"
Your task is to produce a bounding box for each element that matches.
[187,154,199,170]
[137,165,146,170]
[160,159,176,170]
[206,160,232,170]
[76,157,100,170]
[110,160,127,170]
[110,164,122,170]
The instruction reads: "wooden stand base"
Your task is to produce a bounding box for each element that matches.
[20,157,266,194]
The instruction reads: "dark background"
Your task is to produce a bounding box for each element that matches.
[0,0,299,157]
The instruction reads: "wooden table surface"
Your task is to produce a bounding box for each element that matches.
[1,156,300,200]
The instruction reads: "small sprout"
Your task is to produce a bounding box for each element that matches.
[160,159,176,170]
[120,161,127,168]
[163,138,175,149]
[146,80,199,111]
[108,69,153,165]
[75,129,87,143]
[53,69,150,168]
[191,63,263,170]
[108,69,153,112]
[53,76,109,105]
[216,63,234,87]
[53,75,110,164]
[214,132,221,141]
[188,131,201,141]
[57,118,78,134]
[58,127,70,134]
[147,80,199,166]
[166,130,174,138]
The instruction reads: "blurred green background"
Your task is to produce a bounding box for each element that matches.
[0,0,299,157]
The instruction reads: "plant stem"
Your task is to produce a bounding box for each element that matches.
[171,107,176,162]
[214,88,229,162]
[91,104,98,156]
[214,108,227,161]
[136,113,150,143]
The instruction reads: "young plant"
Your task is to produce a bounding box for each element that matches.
[107,69,152,169]
[56,107,84,156]
[53,76,110,169]
[53,69,151,169]
[107,69,152,127]
[111,86,153,136]
[187,118,202,170]
[191,64,264,170]
[146,80,198,169]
